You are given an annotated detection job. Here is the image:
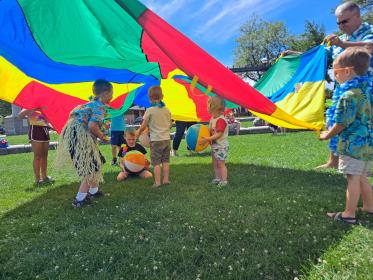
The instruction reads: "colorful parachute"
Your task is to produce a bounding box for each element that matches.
[254,46,327,129]
[0,0,323,133]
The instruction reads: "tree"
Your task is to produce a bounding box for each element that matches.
[341,0,373,23]
[234,15,292,82]
[0,101,11,118]
[290,21,326,52]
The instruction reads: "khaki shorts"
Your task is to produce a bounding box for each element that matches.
[150,140,171,165]
[338,155,372,175]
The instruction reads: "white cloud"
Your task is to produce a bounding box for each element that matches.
[141,0,189,20]
[194,0,292,42]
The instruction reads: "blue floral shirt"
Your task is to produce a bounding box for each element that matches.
[328,22,373,78]
[326,22,373,127]
[71,99,107,130]
[334,76,373,160]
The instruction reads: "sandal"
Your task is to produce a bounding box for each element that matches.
[162,182,170,186]
[327,212,357,225]
[152,183,161,188]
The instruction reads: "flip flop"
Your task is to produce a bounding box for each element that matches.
[327,212,357,225]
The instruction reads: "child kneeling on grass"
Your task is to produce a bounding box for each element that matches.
[136,86,172,188]
[117,130,152,181]
[320,47,373,224]
[200,96,229,187]
[57,79,112,208]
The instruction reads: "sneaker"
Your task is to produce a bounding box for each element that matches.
[42,176,55,184]
[88,190,105,198]
[34,180,44,187]
[72,196,92,208]
[217,181,228,187]
[111,159,118,166]
[170,149,177,157]
[209,179,220,185]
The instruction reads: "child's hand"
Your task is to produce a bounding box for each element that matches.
[199,137,209,145]
[101,135,110,143]
[319,131,329,141]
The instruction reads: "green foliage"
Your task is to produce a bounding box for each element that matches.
[234,15,292,81]
[0,100,11,118]
[290,21,326,52]
[0,132,372,279]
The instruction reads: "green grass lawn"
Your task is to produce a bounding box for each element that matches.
[0,132,372,279]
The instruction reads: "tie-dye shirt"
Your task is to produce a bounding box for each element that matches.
[28,111,48,126]
[334,76,373,161]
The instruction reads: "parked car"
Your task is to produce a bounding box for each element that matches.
[0,126,5,135]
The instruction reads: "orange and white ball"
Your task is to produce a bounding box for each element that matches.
[123,151,146,173]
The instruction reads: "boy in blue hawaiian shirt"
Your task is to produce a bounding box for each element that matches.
[58,79,112,208]
[320,47,373,224]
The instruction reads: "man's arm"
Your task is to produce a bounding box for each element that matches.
[327,34,373,49]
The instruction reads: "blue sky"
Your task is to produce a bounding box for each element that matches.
[142,0,341,66]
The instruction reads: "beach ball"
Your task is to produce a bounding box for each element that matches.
[185,124,210,152]
[124,151,146,173]
[139,128,150,148]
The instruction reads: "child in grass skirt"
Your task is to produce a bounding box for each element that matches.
[57,79,113,208]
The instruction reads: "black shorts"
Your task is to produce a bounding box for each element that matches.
[28,125,50,142]
[110,131,125,146]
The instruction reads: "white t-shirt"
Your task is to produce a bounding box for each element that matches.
[209,115,229,148]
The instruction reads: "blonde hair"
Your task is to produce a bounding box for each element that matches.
[148,86,163,102]
[334,47,371,76]
[125,129,136,137]
[207,96,225,114]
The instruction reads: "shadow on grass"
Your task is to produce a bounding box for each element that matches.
[0,163,371,280]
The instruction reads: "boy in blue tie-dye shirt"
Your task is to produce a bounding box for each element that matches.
[320,47,373,224]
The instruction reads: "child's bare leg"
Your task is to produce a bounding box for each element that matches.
[139,170,153,179]
[111,145,118,164]
[217,160,227,182]
[40,142,49,180]
[316,151,338,169]
[31,142,43,182]
[343,174,361,217]
[162,162,170,184]
[153,164,161,186]
[360,175,373,212]
[213,156,220,180]
[78,179,89,194]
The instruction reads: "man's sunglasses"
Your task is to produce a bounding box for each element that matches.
[337,19,349,25]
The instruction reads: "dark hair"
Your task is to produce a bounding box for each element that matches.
[93,79,113,95]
